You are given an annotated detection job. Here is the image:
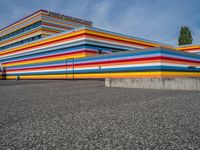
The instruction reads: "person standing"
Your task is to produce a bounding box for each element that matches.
[0,63,5,80]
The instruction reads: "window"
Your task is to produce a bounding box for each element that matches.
[0,21,42,42]
[98,49,103,54]
[0,35,42,50]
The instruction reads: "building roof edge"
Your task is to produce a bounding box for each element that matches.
[0,9,47,32]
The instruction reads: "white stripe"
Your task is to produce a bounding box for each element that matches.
[86,37,146,49]
[7,62,200,75]
[7,68,66,74]
[186,50,200,53]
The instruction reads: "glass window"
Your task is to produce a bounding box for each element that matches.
[0,21,41,41]
[24,27,28,31]
[1,34,42,50]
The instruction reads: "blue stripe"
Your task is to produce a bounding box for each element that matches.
[7,66,200,76]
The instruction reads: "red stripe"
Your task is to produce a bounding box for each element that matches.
[70,56,200,66]
[73,56,161,66]
[162,56,200,63]
[4,49,96,65]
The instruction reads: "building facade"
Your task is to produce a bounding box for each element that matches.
[0,10,200,80]
[0,10,92,51]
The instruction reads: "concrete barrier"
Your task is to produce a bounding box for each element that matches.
[105,78,200,90]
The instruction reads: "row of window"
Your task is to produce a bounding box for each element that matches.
[0,21,42,42]
[0,35,42,50]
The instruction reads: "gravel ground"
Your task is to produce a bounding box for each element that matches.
[0,80,200,150]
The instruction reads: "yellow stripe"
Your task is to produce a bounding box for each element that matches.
[6,72,160,80]
[73,72,161,77]
[0,29,86,55]
[4,53,86,67]
[176,45,200,50]
[6,74,66,80]
[161,71,200,76]
[6,71,200,80]
[70,71,200,78]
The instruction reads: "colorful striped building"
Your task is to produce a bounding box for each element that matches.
[0,10,199,80]
[0,10,92,51]
[176,44,200,55]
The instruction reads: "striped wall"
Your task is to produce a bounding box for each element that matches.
[176,45,200,55]
[54,48,200,79]
[1,27,199,80]
[3,48,200,80]
[0,27,172,58]
[0,27,172,72]
[0,10,43,37]
[0,10,92,36]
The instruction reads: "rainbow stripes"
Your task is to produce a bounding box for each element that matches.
[0,27,171,58]
[3,48,200,80]
[176,44,200,55]
[1,26,199,80]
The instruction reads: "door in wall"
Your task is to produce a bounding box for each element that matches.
[66,58,74,79]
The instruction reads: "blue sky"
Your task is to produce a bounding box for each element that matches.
[0,0,200,45]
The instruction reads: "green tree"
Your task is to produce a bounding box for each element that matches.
[178,26,193,45]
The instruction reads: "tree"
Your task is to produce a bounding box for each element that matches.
[178,26,193,45]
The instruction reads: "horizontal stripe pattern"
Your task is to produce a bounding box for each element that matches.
[0,10,93,51]
[3,48,200,79]
[1,20,200,80]
[176,45,200,55]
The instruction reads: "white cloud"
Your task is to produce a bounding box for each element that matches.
[80,0,200,45]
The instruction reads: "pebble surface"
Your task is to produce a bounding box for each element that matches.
[0,80,200,150]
